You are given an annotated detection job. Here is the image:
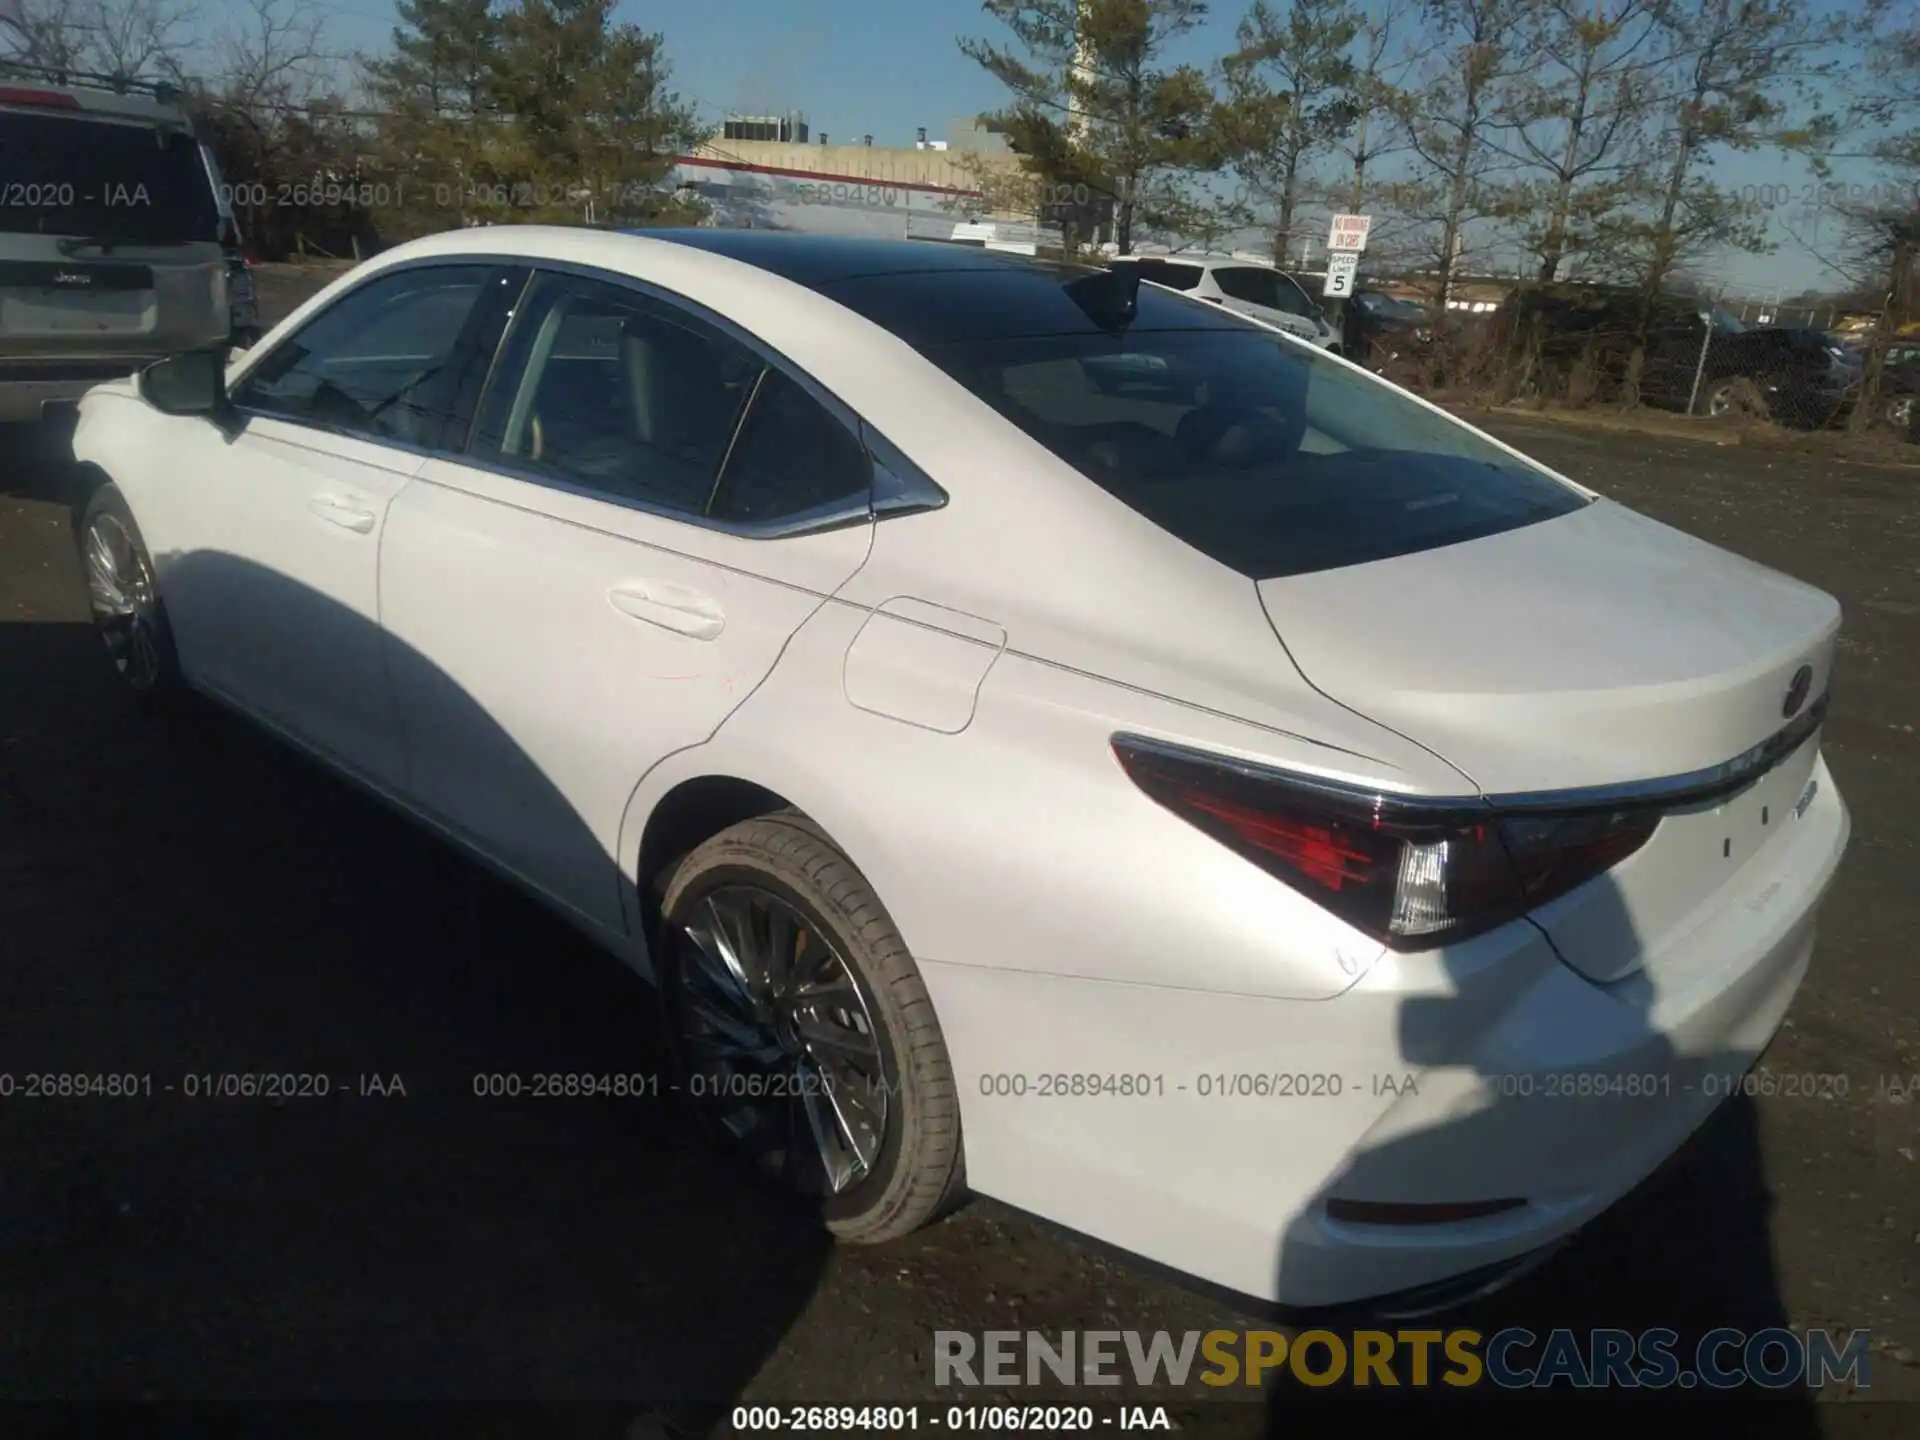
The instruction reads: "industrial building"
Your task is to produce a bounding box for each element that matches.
[670,114,1054,245]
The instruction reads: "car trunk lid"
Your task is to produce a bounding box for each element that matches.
[0,248,223,350]
[1256,497,1839,983]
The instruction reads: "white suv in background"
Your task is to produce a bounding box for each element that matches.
[1128,255,1341,352]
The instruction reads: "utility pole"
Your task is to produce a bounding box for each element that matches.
[1068,0,1125,251]
[1067,0,1093,147]
[1349,110,1369,213]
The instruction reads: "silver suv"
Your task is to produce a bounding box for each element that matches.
[1,63,233,423]
[1126,255,1342,352]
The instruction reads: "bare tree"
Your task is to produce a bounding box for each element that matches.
[1819,6,1920,433]
[960,0,1226,255]
[87,0,192,80]
[2,0,194,77]
[1218,0,1362,264]
[195,0,352,257]
[1391,0,1536,308]
[1615,0,1845,400]
[212,0,332,116]
[1490,0,1663,282]
[1329,0,1427,215]
[1,0,89,69]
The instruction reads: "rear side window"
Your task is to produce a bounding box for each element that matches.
[471,270,763,515]
[924,327,1586,579]
[0,111,219,243]
[1213,267,1285,310]
[1270,273,1320,318]
[710,368,872,527]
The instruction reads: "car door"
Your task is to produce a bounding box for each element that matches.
[154,261,515,791]
[379,266,875,930]
[1272,272,1335,346]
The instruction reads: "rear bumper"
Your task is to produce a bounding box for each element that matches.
[922,753,1850,1309]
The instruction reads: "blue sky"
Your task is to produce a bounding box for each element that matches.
[286,0,1886,297]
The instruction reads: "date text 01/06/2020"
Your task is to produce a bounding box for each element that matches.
[971,1070,1855,1100]
[730,1404,1176,1432]
[0,1073,408,1098]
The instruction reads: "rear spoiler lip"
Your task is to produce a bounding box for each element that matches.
[1112,690,1830,826]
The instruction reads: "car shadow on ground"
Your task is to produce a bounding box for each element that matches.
[0,539,834,1422]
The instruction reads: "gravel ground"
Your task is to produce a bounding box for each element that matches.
[0,282,1913,1432]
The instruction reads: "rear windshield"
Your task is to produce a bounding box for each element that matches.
[921,327,1587,579]
[0,110,220,243]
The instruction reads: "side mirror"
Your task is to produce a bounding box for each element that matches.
[139,348,231,418]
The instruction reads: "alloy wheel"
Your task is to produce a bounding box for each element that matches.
[1889,395,1913,429]
[670,883,890,1197]
[82,513,163,691]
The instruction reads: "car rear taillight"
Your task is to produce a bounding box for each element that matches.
[1112,737,1659,950]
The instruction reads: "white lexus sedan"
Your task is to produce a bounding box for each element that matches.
[69,226,1850,1311]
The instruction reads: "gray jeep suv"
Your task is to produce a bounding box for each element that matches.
[1,63,233,423]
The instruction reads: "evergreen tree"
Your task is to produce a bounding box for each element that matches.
[1217,0,1361,264]
[960,0,1225,254]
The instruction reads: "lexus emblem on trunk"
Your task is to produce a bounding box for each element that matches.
[1783,664,1813,718]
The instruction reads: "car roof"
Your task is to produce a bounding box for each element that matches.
[330,226,1261,373]
[632,229,1254,345]
[0,67,192,126]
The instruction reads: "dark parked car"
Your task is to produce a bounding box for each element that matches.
[1338,288,1433,365]
[1491,285,1859,426]
[1874,337,1919,433]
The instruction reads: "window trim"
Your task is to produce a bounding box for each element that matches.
[226,259,520,455]
[454,256,946,541]
[222,250,951,537]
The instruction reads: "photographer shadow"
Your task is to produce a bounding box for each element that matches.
[1264,862,1829,1435]
[0,542,836,1429]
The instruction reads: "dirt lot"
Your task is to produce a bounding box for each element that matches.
[0,330,1915,1428]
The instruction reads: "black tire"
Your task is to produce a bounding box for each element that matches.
[657,809,964,1243]
[74,482,184,704]
[1703,375,1768,419]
